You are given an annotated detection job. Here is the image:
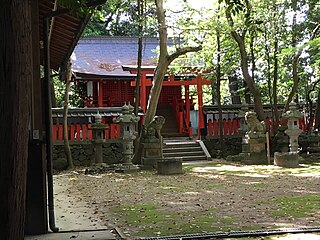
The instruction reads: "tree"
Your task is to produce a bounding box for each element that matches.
[133,0,201,164]
[84,0,158,37]
[224,0,265,120]
[63,62,74,169]
[143,0,202,125]
[0,1,32,239]
[284,24,320,111]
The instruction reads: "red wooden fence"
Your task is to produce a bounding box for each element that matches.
[207,117,309,137]
[52,123,120,142]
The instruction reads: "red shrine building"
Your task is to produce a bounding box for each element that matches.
[71,36,211,137]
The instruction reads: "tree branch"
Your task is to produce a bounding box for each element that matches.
[167,45,202,64]
[284,23,320,111]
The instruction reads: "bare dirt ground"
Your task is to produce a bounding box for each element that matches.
[54,160,320,239]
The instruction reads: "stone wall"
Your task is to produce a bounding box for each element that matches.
[53,143,123,170]
[204,136,242,158]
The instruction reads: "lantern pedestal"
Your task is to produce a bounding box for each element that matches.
[274,102,302,167]
[274,152,299,168]
[89,113,107,166]
[113,103,140,173]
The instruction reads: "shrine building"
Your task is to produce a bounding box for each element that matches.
[71,36,211,137]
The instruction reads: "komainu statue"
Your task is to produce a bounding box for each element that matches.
[245,111,266,135]
[143,116,166,140]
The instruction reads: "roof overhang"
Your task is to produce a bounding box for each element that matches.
[39,0,104,71]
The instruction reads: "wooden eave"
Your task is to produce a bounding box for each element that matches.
[39,0,90,71]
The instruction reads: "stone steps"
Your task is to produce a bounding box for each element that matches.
[163,139,210,162]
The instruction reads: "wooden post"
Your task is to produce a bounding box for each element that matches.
[266,132,271,165]
[197,75,204,139]
[185,85,190,128]
[26,0,48,234]
[140,72,147,113]
[98,80,103,107]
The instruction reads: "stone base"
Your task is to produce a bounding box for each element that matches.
[157,158,183,175]
[141,157,160,169]
[239,152,267,165]
[91,162,108,167]
[274,152,299,168]
[115,164,140,173]
[227,151,267,164]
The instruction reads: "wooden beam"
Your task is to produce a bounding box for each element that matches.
[131,78,211,87]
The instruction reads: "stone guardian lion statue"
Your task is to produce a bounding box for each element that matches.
[245,111,266,135]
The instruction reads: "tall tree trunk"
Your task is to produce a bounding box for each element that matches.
[63,62,74,169]
[135,0,143,118]
[0,1,32,239]
[133,0,201,164]
[250,31,255,86]
[144,0,201,126]
[216,26,224,157]
[284,24,320,111]
[272,39,279,133]
[134,0,143,156]
[265,30,273,123]
[314,90,320,131]
[225,3,265,120]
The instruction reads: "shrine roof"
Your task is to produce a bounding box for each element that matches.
[72,37,160,78]
[39,0,102,70]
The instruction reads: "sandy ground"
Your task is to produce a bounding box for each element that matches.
[53,160,320,239]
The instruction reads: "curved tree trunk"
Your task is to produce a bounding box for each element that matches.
[284,24,320,111]
[144,0,201,126]
[0,1,32,239]
[272,39,279,133]
[133,0,201,164]
[63,62,74,169]
[314,90,320,131]
[225,3,265,120]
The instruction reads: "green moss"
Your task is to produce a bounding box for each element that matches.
[271,195,320,218]
[253,182,267,189]
[112,204,236,237]
[112,203,179,226]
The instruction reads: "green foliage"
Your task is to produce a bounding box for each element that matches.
[58,0,92,15]
[53,76,86,108]
[83,0,157,37]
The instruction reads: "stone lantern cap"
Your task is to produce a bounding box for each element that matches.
[89,112,108,130]
[113,103,140,124]
[282,102,303,120]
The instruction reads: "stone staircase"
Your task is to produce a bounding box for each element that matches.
[156,104,187,137]
[163,139,211,161]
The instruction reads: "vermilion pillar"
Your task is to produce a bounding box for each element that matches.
[185,85,190,125]
[98,80,103,107]
[140,72,147,112]
[197,75,204,138]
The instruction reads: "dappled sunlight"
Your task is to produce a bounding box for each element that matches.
[189,172,228,180]
[185,162,320,179]
[86,174,103,179]
[292,189,320,194]
[61,160,320,239]
[275,234,320,240]
[182,191,201,196]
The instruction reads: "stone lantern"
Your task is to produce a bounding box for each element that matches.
[274,102,302,167]
[113,103,140,172]
[283,102,303,152]
[90,112,108,166]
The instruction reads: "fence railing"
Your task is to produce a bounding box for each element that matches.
[52,123,120,143]
[206,117,309,137]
